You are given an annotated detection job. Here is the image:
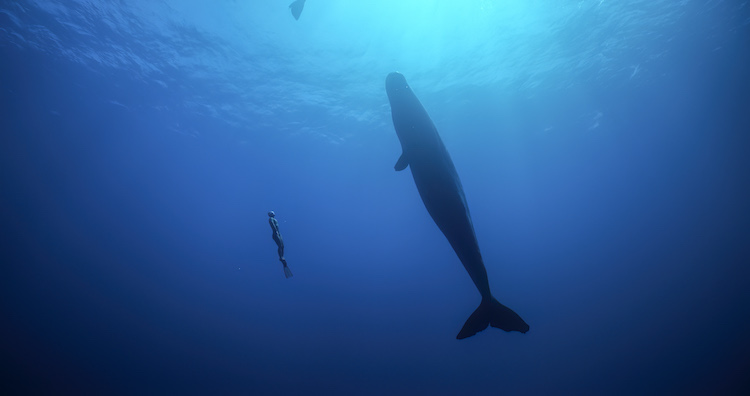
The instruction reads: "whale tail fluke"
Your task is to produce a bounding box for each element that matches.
[456,296,528,339]
[289,0,305,20]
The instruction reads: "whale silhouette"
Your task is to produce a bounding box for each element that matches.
[289,0,305,20]
[385,72,529,339]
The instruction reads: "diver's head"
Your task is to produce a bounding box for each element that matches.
[268,211,275,217]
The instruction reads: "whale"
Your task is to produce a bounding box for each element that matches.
[289,0,305,20]
[385,72,529,339]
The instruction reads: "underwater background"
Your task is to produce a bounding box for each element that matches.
[1,1,749,394]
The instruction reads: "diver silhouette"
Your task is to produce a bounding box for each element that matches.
[268,211,293,278]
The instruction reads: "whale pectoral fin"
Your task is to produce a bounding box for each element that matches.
[394,153,409,171]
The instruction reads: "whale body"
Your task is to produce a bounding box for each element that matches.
[385,72,529,339]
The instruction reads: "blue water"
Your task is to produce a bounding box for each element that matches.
[2,1,749,394]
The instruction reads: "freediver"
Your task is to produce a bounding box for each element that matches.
[268,211,293,278]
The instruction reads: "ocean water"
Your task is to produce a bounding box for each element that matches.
[1,1,749,394]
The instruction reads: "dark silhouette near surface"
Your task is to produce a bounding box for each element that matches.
[289,0,305,20]
[268,211,293,278]
[385,72,529,339]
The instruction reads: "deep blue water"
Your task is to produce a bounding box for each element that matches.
[2,1,749,394]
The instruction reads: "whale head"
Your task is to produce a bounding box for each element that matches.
[386,72,409,102]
